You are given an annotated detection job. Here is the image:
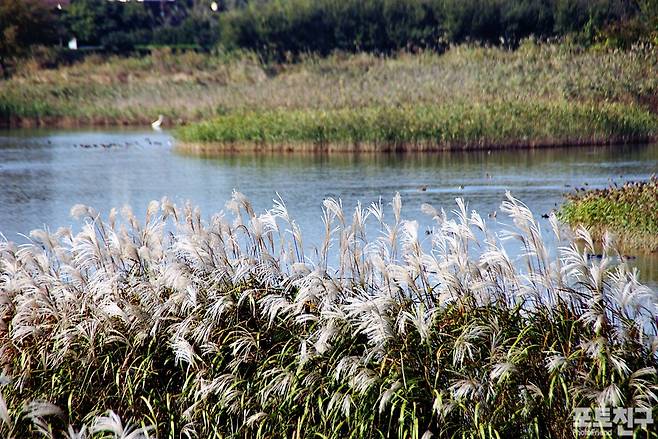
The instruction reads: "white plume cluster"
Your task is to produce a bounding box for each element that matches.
[0,191,656,438]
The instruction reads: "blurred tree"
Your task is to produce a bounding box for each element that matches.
[2,0,651,66]
[220,0,646,56]
[64,0,219,49]
[637,0,658,32]
[0,0,58,76]
[65,0,152,46]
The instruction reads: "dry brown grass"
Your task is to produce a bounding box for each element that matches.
[1,42,657,128]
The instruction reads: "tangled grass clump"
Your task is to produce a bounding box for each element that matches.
[0,193,657,438]
[560,176,658,252]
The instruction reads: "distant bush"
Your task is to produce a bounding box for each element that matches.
[0,0,59,76]
[152,15,220,49]
[594,0,658,47]
[63,0,219,50]
[219,0,648,58]
[4,0,652,66]
[220,0,446,58]
[65,0,152,46]
[101,31,139,53]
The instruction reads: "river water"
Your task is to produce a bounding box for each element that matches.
[1,128,657,284]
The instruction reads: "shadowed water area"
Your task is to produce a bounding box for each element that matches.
[1,128,657,285]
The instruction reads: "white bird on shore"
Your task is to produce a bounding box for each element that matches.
[151,115,164,131]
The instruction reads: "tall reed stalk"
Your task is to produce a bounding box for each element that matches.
[0,193,656,438]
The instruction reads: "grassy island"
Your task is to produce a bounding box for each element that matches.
[560,176,658,252]
[175,100,657,152]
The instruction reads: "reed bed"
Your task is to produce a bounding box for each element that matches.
[1,42,657,129]
[0,193,657,438]
[175,101,658,149]
[560,176,658,252]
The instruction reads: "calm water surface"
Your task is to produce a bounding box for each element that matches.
[1,128,657,284]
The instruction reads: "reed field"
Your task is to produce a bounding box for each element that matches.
[0,193,657,438]
[560,176,658,253]
[175,100,658,151]
[1,42,657,146]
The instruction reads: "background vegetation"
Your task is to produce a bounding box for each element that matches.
[218,0,658,59]
[1,0,657,72]
[64,0,222,51]
[2,0,657,138]
[0,0,60,76]
[2,43,657,130]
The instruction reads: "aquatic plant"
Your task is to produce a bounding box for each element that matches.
[560,175,658,252]
[0,193,657,438]
[175,100,658,150]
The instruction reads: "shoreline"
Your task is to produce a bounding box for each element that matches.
[0,115,164,129]
[576,228,658,254]
[4,113,658,146]
[174,135,658,155]
[3,117,657,154]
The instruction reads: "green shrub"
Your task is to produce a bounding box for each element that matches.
[219,0,446,58]
[0,0,60,76]
[219,0,645,57]
[560,176,658,251]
